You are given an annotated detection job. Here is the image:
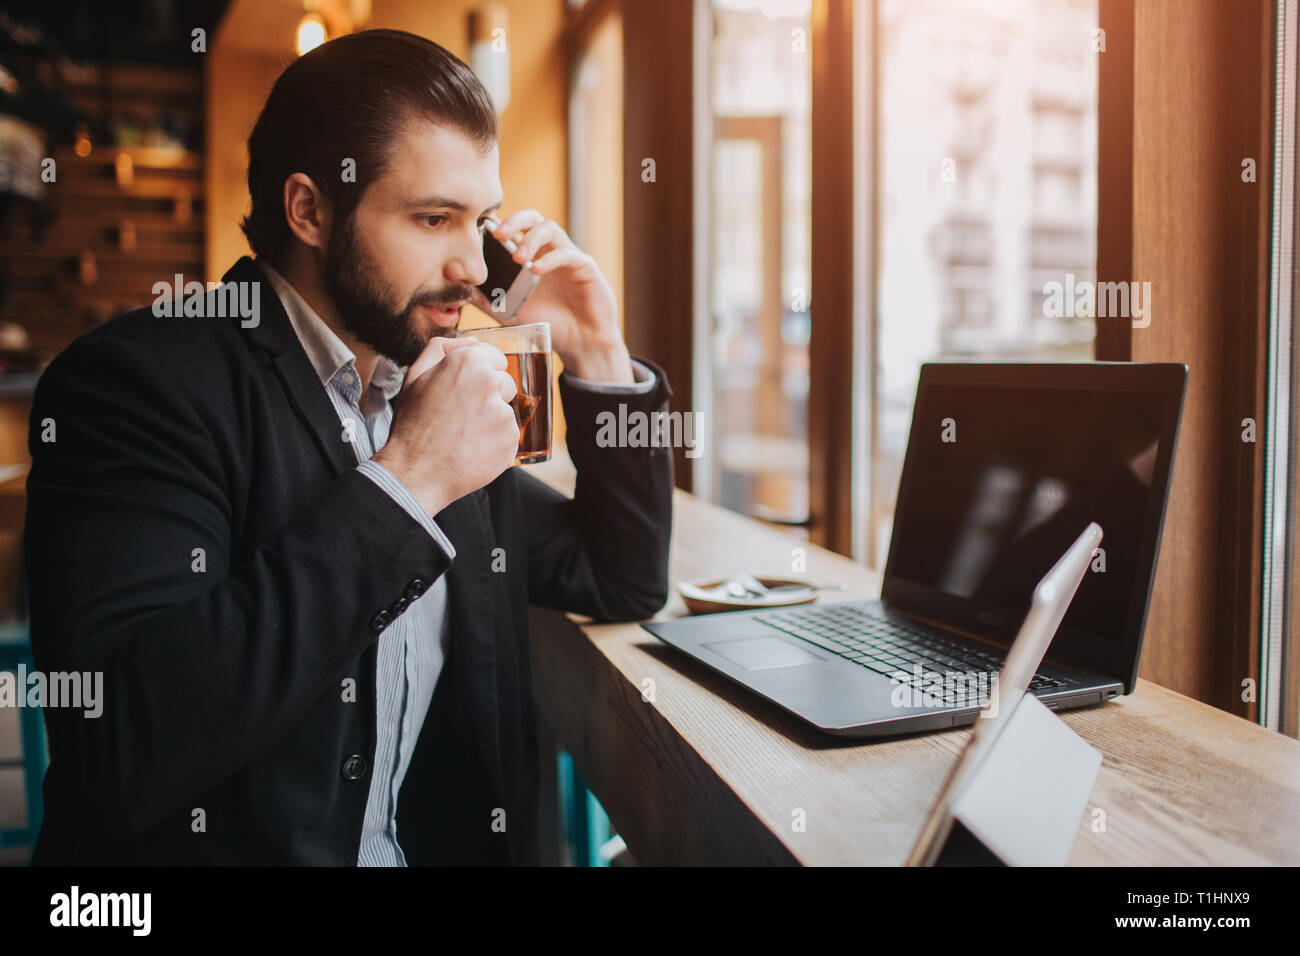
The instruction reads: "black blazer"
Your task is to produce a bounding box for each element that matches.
[23,256,673,865]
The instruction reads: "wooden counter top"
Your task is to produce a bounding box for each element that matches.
[527,458,1300,866]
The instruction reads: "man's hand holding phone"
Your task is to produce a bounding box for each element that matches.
[371,336,519,516]
[472,211,634,385]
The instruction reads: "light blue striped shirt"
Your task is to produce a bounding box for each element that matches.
[258,259,654,866]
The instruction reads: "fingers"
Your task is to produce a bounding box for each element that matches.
[456,343,515,405]
[472,342,507,371]
[512,220,566,265]
[496,370,518,404]
[528,247,590,276]
[414,340,514,411]
[456,343,514,405]
[492,209,544,244]
[406,334,479,381]
[439,339,505,371]
[443,335,481,351]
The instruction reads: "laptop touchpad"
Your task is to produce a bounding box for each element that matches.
[704,637,822,671]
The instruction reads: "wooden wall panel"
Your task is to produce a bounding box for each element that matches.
[1,65,205,357]
[808,0,856,555]
[1095,0,1134,363]
[621,0,696,490]
[1100,0,1273,714]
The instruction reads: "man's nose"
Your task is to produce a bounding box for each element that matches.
[446,225,489,288]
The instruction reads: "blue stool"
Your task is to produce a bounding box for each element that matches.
[556,750,622,867]
[0,621,46,859]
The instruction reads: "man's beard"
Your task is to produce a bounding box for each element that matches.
[323,212,474,368]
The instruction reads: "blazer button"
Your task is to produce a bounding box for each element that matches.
[371,609,392,632]
[405,578,428,600]
[391,596,410,616]
[341,755,367,781]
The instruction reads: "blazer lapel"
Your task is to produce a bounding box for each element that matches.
[222,256,357,478]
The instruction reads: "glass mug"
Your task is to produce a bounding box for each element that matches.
[457,322,552,465]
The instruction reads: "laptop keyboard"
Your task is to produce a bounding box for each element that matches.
[752,603,1066,706]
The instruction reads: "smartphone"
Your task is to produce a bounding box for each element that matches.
[478,219,542,321]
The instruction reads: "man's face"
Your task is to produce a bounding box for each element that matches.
[323,119,502,368]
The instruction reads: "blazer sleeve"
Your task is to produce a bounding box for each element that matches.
[519,356,675,622]
[22,331,452,841]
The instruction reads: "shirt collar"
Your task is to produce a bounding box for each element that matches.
[256,258,407,402]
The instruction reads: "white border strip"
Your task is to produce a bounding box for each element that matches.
[692,0,715,500]
[850,0,877,565]
[1262,0,1296,731]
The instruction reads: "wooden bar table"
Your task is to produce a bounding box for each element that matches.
[527,457,1300,866]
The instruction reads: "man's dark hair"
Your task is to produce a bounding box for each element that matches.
[241,29,499,263]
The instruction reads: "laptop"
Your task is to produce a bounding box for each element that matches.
[642,361,1187,736]
[907,522,1102,865]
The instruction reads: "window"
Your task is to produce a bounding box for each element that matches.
[702,0,812,528]
[567,6,624,327]
[870,0,1099,568]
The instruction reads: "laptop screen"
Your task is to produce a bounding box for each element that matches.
[881,363,1185,689]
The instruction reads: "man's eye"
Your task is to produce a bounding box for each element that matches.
[420,215,447,228]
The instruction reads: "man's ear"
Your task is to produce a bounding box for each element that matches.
[282,172,330,251]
